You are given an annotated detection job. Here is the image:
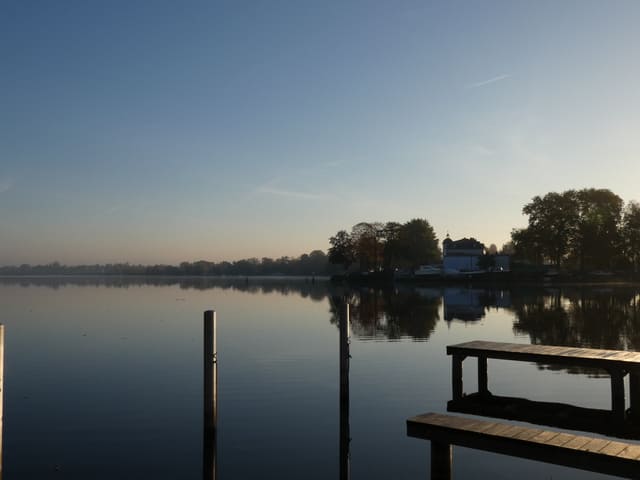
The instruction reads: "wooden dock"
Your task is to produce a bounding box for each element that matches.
[447,340,640,419]
[407,412,640,479]
[448,392,640,440]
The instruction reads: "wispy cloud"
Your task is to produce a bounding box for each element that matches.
[256,186,331,200]
[467,74,511,89]
[0,178,14,194]
[247,161,344,202]
[319,160,342,168]
[105,204,123,215]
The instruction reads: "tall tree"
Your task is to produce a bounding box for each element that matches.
[351,222,385,271]
[382,221,403,270]
[328,230,355,271]
[621,201,640,274]
[521,190,579,266]
[397,218,440,268]
[573,188,623,270]
[511,227,543,264]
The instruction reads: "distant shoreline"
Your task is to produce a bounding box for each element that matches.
[1,273,636,288]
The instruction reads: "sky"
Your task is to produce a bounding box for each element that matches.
[2,0,640,265]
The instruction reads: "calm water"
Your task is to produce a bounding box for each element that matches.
[1,277,639,479]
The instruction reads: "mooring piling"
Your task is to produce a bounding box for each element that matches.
[203,311,217,480]
[204,310,217,431]
[339,303,351,480]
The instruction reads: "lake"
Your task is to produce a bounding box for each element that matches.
[1,277,639,479]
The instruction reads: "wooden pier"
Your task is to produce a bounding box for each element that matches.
[448,392,640,440]
[407,340,640,478]
[447,340,640,420]
[407,412,640,479]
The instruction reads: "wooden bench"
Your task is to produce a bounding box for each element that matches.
[407,412,640,479]
[447,341,640,420]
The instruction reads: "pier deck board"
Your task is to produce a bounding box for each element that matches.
[407,412,640,478]
[447,341,640,370]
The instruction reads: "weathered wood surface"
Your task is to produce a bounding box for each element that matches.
[407,412,640,478]
[447,341,640,371]
[448,393,640,440]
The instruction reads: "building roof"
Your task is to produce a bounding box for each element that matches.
[444,237,484,250]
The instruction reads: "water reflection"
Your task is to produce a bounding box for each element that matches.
[4,277,640,479]
[329,288,441,340]
[4,277,640,349]
[511,287,640,351]
[442,287,512,323]
[0,276,329,300]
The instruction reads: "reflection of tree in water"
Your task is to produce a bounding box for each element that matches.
[329,288,441,341]
[0,276,330,301]
[512,287,640,350]
[511,287,640,375]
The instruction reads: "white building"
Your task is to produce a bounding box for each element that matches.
[442,236,485,272]
[442,235,511,273]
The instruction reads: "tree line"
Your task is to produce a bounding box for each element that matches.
[328,219,440,272]
[510,188,640,273]
[0,250,337,277]
[4,188,639,278]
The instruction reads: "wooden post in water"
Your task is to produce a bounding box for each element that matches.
[630,371,640,421]
[451,355,464,400]
[203,428,216,480]
[203,311,217,480]
[339,303,351,480]
[204,310,217,431]
[610,369,626,423]
[430,441,452,480]
[477,355,488,396]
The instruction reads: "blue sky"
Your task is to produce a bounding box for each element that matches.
[2,0,640,264]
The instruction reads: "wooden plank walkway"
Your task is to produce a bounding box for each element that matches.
[447,341,640,419]
[407,412,640,479]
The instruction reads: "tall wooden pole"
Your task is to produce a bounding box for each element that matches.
[203,311,217,480]
[339,304,350,480]
[204,310,217,431]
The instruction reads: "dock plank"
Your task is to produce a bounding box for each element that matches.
[447,341,640,370]
[407,413,640,478]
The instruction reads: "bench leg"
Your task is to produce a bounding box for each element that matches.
[630,371,640,421]
[610,370,626,422]
[478,355,488,396]
[431,441,452,480]
[452,355,464,400]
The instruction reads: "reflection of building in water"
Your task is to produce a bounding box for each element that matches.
[443,288,512,323]
[443,288,485,322]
